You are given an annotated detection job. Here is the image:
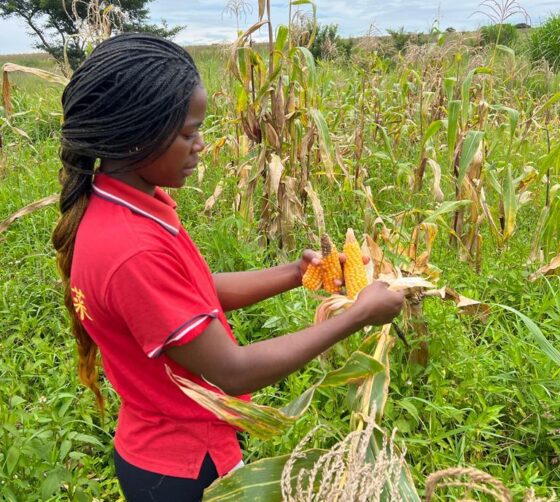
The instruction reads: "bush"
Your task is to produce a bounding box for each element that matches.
[308,23,353,61]
[530,14,560,71]
[387,27,413,52]
[386,27,434,54]
[480,23,518,47]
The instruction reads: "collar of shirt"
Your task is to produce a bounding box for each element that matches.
[92,174,181,235]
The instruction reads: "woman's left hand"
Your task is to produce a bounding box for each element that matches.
[296,249,343,288]
[296,249,370,287]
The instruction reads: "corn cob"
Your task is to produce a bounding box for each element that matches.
[321,234,343,294]
[302,263,323,291]
[343,228,368,299]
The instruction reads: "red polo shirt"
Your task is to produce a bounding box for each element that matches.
[70,174,248,478]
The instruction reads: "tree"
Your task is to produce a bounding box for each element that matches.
[307,23,353,61]
[0,0,182,70]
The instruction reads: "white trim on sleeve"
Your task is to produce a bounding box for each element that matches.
[147,308,220,358]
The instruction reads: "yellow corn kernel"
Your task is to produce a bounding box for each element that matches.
[343,228,368,299]
[321,234,343,294]
[302,263,323,291]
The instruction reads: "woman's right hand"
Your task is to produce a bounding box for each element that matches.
[352,281,405,326]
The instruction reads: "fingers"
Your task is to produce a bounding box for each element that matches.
[302,249,321,265]
[339,253,370,265]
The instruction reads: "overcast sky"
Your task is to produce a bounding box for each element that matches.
[0,0,557,54]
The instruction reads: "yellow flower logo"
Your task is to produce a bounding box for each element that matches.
[71,287,93,321]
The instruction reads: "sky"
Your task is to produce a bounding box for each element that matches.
[0,0,558,54]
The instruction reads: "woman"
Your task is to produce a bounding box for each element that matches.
[52,33,404,501]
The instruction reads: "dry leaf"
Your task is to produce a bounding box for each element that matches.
[203,181,224,215]
[304,180,325,235]
[0,195,59,234]
[528,254,560,281]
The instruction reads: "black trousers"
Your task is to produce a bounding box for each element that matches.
[114,449,219,502]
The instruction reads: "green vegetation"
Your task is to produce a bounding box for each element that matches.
[480,23,519,47]
[308,23,353,61]
[530,15,560,71]
[1,13,560,501]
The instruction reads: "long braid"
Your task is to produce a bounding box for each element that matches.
[52,33,201,412]
[52,151,104,412]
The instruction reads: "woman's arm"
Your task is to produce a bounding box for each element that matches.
[212,251,320,311]
[165,281,404,395]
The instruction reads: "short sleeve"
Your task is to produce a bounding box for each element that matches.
[106,250,219,358]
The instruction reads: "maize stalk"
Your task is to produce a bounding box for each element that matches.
[321,234,343,294]
[343,228,368,299]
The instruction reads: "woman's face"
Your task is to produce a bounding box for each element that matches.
[132,85,208,190]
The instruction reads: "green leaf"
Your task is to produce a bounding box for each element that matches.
[71,433,103,447]
[321,351,384,387]
[538,92,560,114]
[41,471,62,500]
[457,130,484,187]
[461,67,492,127]
[422,200,471,223]
[273,25,289,69]
[290,46,316,87]
[59,439,72,461]
[274,25,289,54]
[422,119,444,147]
[5,445,19,475]
[496,44,515,58]
[203,449,325,501]
[495,304,560,366]
[444,77,456,102]
[1,486,18,502]
[9,395,25,407]
[492,105,519,135]
[376,124,396,164]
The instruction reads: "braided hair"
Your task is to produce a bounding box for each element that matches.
[52,33,201,413]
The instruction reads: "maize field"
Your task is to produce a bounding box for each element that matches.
[0,1,559,500]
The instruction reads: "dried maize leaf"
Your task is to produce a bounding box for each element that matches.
[314,294,353,324]
[365,235,395,278]
[2,69,12,116]
[0,194,59,234]
[528,254,560,281]
[388,276,434,291]
[278,176,303,251]
[2,63,69,85]
[426,158,444,203]
[267,154,284,198]
[304,181,325,235]
[264,121,281,150]
[204,181,224,215]
[438,287,491,321]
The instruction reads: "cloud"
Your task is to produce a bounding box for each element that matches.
[0,0,557,54]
